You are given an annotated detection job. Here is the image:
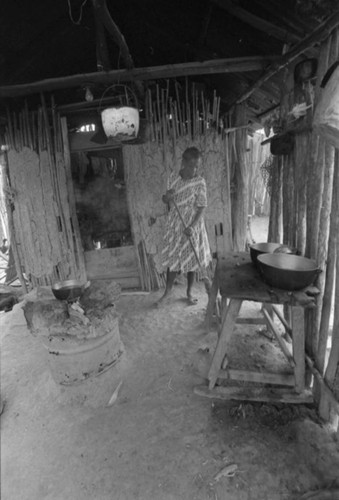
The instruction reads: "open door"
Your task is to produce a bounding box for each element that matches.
[67,129,140,289]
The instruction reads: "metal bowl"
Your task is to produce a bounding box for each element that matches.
[51,279,87,301]
[257,254,320,291]
[250,243,282,267]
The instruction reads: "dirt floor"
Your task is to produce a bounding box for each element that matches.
[1,216,339,500]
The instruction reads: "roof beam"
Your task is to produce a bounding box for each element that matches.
[211,0,301,44]
[0,55,277,98]
[235,10,339,105]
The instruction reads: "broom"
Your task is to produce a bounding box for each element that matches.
[172,199,212,295]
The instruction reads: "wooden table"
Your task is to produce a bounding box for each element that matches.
[195,252,318,404]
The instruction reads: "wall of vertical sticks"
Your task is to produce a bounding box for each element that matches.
[122,83,235,290]
[268,27,339,423]
[144,82,222,143]
[3,97,86,287]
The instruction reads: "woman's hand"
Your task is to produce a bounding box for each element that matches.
[185,207,204,235]
[162,189,175,204]
[184,226,194,237]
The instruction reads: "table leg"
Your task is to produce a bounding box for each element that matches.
[291,306,305,393]
[208,299,243,389]
[204,270,219,330]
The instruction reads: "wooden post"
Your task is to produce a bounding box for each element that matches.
[323,153,339,394]
[60,117,87,281]
[291,306,306,393]
[223,134,233,252]
[268,156,282,243]
[262,308,296,368]
[208,299,242,389]
[232,104,249,251]
[92,0,111,71]
[317,149,338,372]
[313,31,338,360]
[295,131,309,255]
[204,269,219,331]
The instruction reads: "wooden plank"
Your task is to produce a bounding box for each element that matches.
[218,368,295,386]
[291,306,306,393]
[306,355,339,413]
[88,270,139,279]
[272,304,292,334]
[236,317,266,325]
[0,56,279,97]
[194,385,314,404]
[68,131,122,152]
[208,299,243,389]
[84,246,140,284]
[262,307,296,368]
[91,275,140,289]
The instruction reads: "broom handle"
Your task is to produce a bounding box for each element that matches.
[172,199,204,272]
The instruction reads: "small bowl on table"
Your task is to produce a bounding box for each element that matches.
[257,254,320,291]
[250,242,282,268]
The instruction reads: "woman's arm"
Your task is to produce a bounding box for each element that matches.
[162,188,175,205]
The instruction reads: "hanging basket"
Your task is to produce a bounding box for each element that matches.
[313,62,339,149]
[99,85,140,140]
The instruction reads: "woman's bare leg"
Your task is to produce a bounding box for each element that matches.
[156,268,177,305]
[187,271,198,304]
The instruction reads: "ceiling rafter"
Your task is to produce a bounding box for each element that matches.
[211,0,302,44]
[234,10,339,106]
[0,55,279,98]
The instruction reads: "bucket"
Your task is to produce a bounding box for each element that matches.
[101,106,139,139]
[42,316,123,385]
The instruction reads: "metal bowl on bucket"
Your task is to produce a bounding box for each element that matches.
[250,242,282,267]
[257,254,320,291]
[52,279,87,302]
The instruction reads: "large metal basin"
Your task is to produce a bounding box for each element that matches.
[52,279,87,301]
[257,254,319,290]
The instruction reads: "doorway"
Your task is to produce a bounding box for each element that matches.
[69,144,140,288]
[71,148,132,251]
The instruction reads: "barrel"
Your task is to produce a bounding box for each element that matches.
[42,316,123,385]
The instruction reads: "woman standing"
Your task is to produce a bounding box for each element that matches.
[158,147,211,306]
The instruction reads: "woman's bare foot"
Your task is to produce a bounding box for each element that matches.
[155,290,175,307]
[187,294,198,306]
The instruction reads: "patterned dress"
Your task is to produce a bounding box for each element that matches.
[161,174,211,273]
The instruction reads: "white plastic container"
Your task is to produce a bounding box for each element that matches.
[101,106,139,139]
